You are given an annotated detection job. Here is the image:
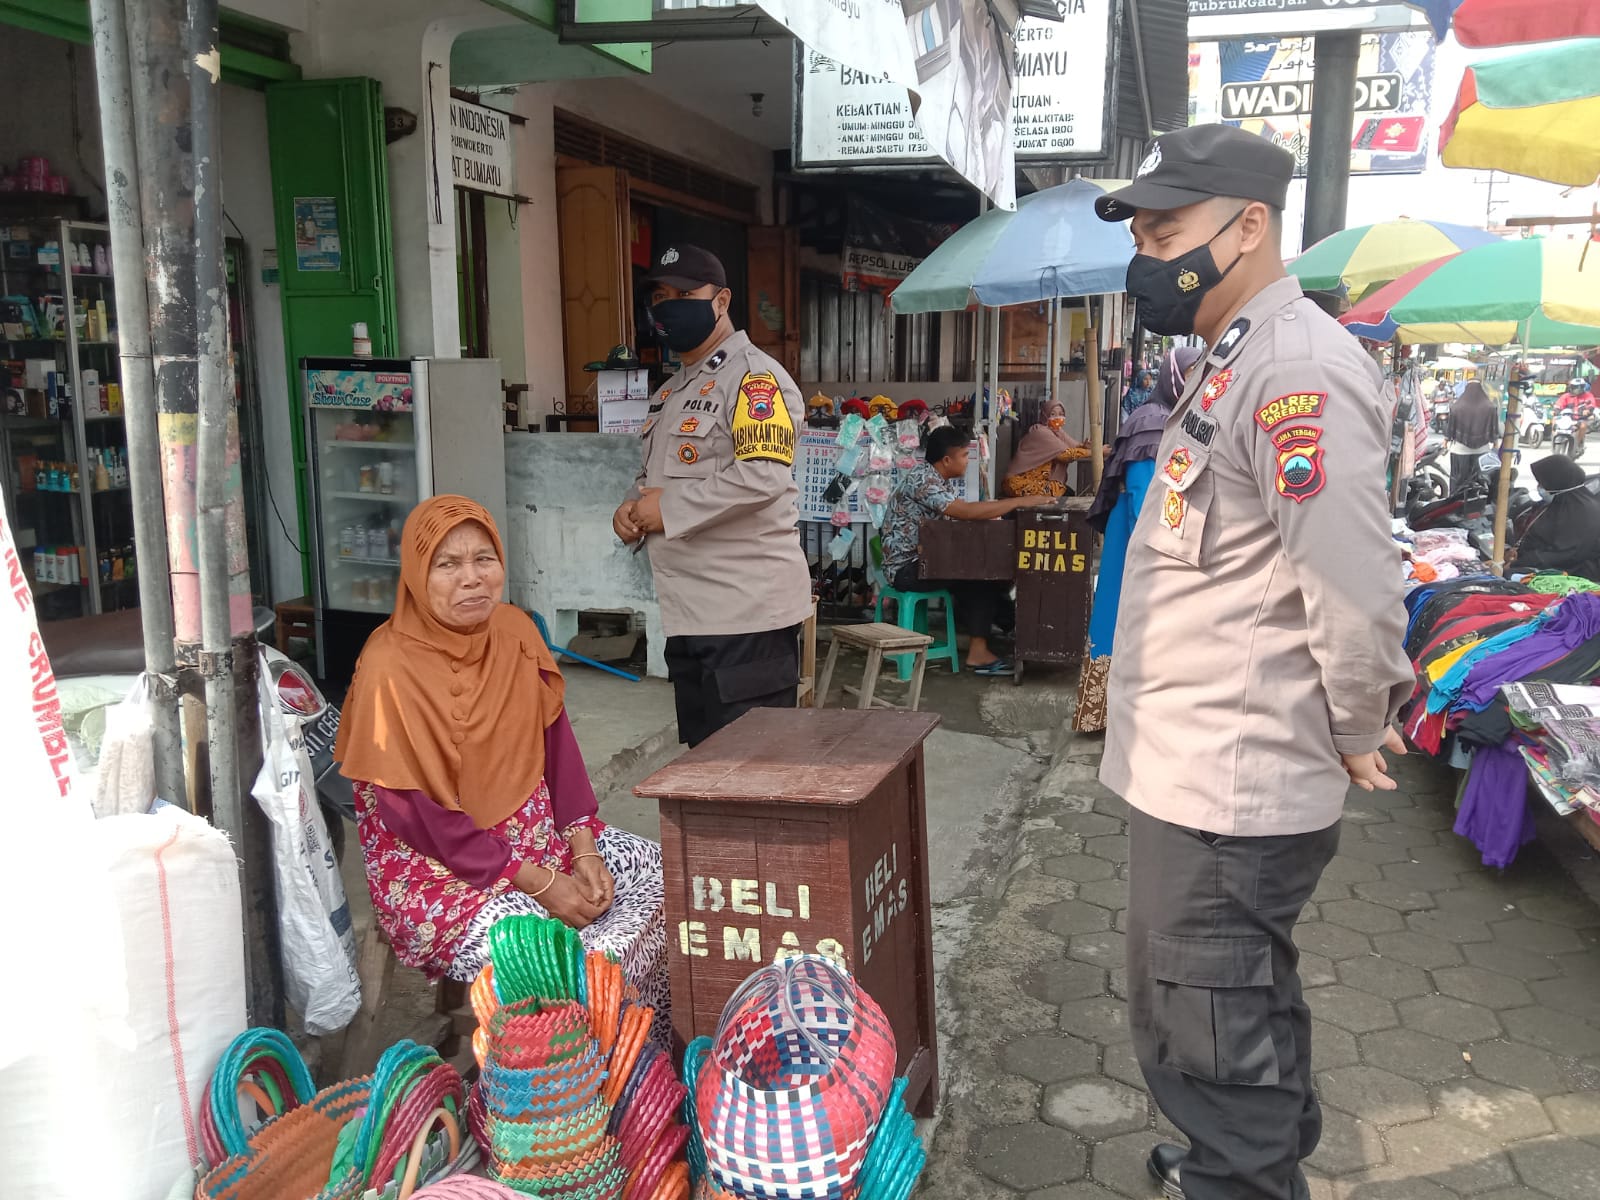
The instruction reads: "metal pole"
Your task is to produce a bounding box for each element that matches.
[88,0,185,808]
[1301,32,1360,249]
[1086,298,1105,489]
[986,301,1001,500]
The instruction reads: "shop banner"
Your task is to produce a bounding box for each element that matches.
[795,1,1116,203]
[757,0,917,87]
[1188,0,1426,41]
[1189,32,1435,176]
[448,96,515,197]
[841,197,959,294]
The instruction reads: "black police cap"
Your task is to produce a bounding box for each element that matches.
[1095,124,1295,223]
[644,244,728,291]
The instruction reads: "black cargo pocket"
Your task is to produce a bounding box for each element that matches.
[1148,932,1279,1086]
[714,655,800,706]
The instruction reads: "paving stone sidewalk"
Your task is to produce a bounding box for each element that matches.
[923,741,1600,1200]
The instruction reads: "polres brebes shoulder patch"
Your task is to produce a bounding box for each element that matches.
[1256,391,1326,431]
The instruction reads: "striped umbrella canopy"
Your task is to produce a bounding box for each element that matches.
[1404,0,1600,45]
[1289,219,1503,301]
[1441,40,1600,187]
[891,178,1132,315]
[1340,239,1600,347]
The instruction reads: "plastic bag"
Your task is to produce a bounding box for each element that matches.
[251,650,360,1034]
[93,675,157,819]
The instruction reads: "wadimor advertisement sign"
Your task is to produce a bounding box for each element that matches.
[795,0,1117,173]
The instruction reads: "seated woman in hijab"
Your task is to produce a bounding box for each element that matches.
[1002,400,1089,498]
[1075,346,1202,732]
[335,495,667,1023]
[1514,455,1600,582]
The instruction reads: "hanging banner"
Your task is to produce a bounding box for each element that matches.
[448,96,515,197]
[795,1,1116,201]
[757,0,918,86]
[1188,0,1426,41]
[1189,32,1435,176]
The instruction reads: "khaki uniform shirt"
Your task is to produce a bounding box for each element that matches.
[1100,277,1414,836]
[630,331,813,639]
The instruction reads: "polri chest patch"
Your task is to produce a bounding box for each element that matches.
[1180,410,1217,448]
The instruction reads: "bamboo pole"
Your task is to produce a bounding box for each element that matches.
[1086,297,1104,489]
[1490,323,1532,575]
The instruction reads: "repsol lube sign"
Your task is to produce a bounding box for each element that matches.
[1221,72,1403,119]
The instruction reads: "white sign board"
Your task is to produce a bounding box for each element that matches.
[448,97,514,197]
[757,0,917,86]
[1188,0,1427,41]
[795,429,978,523]
[795,0,1115,172]
[598,369,651,435]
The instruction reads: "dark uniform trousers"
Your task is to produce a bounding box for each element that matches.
[1126,807,1340,1200]
[664,624,801,748]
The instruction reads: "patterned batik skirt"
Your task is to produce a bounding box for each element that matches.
[355,781,670,1039]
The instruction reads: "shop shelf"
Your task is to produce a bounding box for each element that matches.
[327,490,408,503]
[322,440,415,453]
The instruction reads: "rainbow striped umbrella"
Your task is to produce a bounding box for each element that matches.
[1406,0,1600,46]
[1288,219,1502,301]
[1340,238,1600,347]
[1441,41,1600,188]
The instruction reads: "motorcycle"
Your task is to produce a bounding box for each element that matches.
[1552,411,1587,459]
[44,607,353,851]
[1519,400,1551,447]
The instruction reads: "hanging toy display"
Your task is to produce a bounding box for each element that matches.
[805,394,840,429]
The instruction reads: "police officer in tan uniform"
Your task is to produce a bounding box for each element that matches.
[612,245,812,747]
[1092,126,1414,1200]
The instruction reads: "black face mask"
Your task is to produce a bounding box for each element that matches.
[651,298,720,354]
[1127,208,1246,337]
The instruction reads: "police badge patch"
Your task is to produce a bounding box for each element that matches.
[1272,425,1325,503]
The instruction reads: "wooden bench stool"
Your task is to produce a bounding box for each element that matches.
[274,595,315,653]
[817,622,934,712]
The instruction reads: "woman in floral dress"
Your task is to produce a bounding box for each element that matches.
[335,495,667,1024]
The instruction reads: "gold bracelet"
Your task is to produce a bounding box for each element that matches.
[529,866,557,899]
[570,852,603,864]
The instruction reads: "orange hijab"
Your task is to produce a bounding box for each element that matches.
[335,495,564,828]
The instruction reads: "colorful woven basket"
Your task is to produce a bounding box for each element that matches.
[697,956,898,1200]
[200,1027,318,1168]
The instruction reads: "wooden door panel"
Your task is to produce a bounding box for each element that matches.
[556,165,630,414]
[747,225,800,378]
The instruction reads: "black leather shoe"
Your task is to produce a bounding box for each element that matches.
[1147,1143,1185,1199]
[1146,1142,1312,1199]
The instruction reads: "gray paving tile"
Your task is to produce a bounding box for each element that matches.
[1387,806,1455,832]
[1034,899,1115,938]
[1297,922,1376,962]
[1383,1116,1518,1194]
[1433,1079,1554,1142]
[1337,840,1415,867]
[1307,1107,1388,1177]
[1489,917,1587,957]
[1351,880,1437,912]
[1041,1078,1150,1139]
[1432,965,1536,1010]
[1336,956,1432,1001]
[1042,854,1119,884]
[1067,931,1127,969]
[1077,877,1131,912]
[1029,1185,1125,1200]
[1084,834,1130,865]
[1090,794,1130,820]
[1059,997,1132,1046]
[1514,891,1600,927]
[1301,950,1339,988]
[1087,1129,1167,1200]
[1316,1065,1431,1126]
[1545,1092,1600,1138]
[1024,960,1111,1006]
[1100,1041,1145,1091]
[1466,1039,1572,1096]
[1307,985,1400,1034]
[1055,812,1124,838]
[1404,909,1495,944]
[1322,857,1385,886]
[1462,939,1563,980]
[1002,1033,1102,1085]
[1381,861,1471,893]
[1358,1028,1472,1084]
[1430,888,1520,923]
[1313,1019,1362,1070]
[974,1123,1089,1190]
[1371,931,1464,970]
[1322,899,1408,936]
[1502,1005,1600,1057]
[1397,994,1504,1043]
[1507,1135,1600,1200]
[1365,822,1443,849]
[1330,1166,1458,1199]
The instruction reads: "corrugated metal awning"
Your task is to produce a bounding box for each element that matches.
[1117,0,1189,141]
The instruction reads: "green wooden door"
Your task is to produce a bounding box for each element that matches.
[266,77,397,589]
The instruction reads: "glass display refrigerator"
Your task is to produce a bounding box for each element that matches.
[303,355,505,682]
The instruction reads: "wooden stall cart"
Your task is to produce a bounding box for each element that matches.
[635,708,942,1117]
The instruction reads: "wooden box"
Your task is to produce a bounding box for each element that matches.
[635,708,941,1117]
[1014,498,1094,666]
[917,517,1015,581]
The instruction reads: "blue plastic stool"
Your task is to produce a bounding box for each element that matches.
[871,582,960,682]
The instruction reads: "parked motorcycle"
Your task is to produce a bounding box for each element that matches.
[1519,400,1551,447]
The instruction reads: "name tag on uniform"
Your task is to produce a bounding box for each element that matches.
[1180,410,1217,448]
